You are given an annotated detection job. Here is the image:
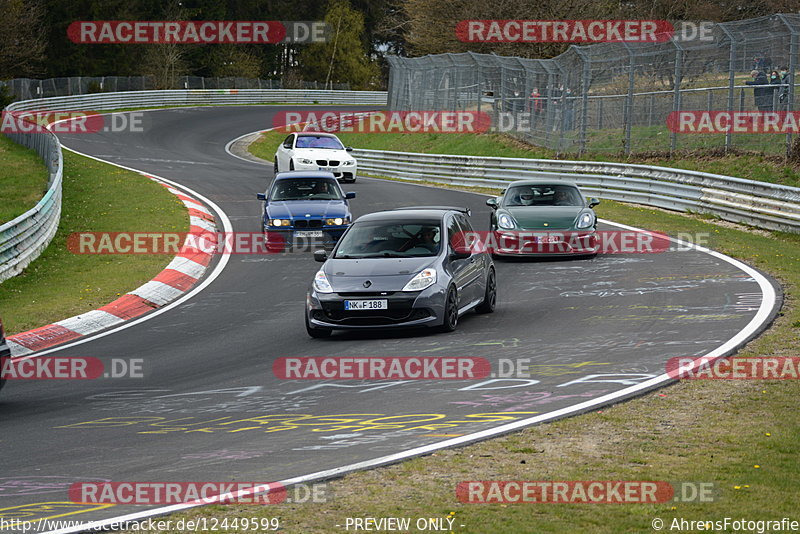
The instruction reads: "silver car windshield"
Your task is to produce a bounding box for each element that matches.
[335,221,441,258]
[271,178,343,201]
[504,185,583,207]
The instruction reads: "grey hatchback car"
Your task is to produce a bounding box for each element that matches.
[305,207,496,337]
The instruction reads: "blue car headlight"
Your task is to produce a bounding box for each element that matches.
[576,212,595,229]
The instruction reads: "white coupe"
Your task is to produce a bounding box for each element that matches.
[274,132,357,183]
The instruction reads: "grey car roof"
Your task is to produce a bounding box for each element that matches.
[354,208,460,223]
[274,170,337,180]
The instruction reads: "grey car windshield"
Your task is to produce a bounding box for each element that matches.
[335,221,442,258]
[271,178,343,201]
[295,135,344,149]
[504,185,583,207]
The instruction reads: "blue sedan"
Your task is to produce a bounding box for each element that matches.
[257,171,356,251]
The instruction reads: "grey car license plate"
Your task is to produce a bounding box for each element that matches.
[344,299,388,310]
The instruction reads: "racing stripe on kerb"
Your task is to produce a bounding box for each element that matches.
[5,175,218,356]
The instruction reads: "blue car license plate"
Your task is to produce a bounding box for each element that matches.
[344,299,388,310]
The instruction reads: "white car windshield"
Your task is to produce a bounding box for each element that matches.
[271,178,343,201]
[335,221,441,258]
[295,135,344,150]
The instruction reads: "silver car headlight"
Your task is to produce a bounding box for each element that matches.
[343,160,356,166]
[576,212,595,229]
[297,158,314,165]
[497,213,515,229]
[402,268,437,292]
[313,270,334,293]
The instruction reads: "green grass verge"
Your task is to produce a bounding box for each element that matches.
[0,135,50,224]
[0,150,188,335]
[249,128,800,188]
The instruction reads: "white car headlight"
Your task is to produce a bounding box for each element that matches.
[497,214,515,229]
[298,158,314,165]
[313,270,334,293]
[402,268,437,292]
[343,160,356,166]
[270,219,291,227]
[325,217,348,226]
[576,212,595,229]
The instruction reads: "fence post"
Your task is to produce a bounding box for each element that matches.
[578,50,591,156]
[670,40,684,153]
[622,44,635,155]
[719,25,736,153]
[778,15,798,158]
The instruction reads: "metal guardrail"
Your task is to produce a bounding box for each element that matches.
[352,149,800,233]
[0,89,388,283]
[0,129,62,282]
[7,89,387,112]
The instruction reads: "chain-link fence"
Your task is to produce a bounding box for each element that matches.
[1,76,351,102]
[387,13,800,156]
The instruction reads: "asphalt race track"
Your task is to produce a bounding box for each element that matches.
[0,106,782,531]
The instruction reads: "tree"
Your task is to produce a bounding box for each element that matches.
[0,0,46,78]
[208,46,263,79]
[296,0,380,89]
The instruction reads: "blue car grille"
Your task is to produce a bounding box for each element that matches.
[294,219,323,228]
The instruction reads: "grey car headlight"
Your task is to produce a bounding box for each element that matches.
[402,268,437,292]
[576,212,595,229]
[497,213,515,229]
[313,270,334,293]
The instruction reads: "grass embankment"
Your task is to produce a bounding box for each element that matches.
[0,135,50,224]
[249,129,800,188]
[152,131,800,532]
[0,150,188,334]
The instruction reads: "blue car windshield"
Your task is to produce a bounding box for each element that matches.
[335,221,441,258]
[504,184,583,207]
[295,135,344,149]
[271,178,343,201]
